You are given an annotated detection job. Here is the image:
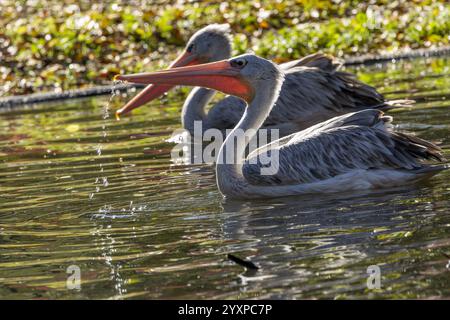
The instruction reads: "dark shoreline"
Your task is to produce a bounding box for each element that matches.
[1,46,449,109]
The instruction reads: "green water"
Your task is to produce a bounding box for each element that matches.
[0,57,449,299]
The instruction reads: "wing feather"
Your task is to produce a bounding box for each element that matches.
[243,110,444,186]
[263,67,386,126]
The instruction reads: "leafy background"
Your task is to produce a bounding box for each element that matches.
[1,0,449,97]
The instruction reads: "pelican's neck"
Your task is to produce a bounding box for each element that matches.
[216,79,282,196]
[181,87,216,136]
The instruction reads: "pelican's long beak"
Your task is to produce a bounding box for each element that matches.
[114,60,254,104]
[115,51,200,119]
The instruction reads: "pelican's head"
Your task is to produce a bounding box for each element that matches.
[229,54,282,90]
[115,54,283,105]
[115,24,232,118]
[185,24,232,63]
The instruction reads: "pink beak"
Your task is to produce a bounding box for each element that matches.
[115,51,201,119]
[114,60,254,104]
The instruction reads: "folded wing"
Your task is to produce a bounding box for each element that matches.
[243,110,444,186]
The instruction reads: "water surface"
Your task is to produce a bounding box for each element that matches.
[0,56,449,299]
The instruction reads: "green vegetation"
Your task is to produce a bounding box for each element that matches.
[1,0,449,97]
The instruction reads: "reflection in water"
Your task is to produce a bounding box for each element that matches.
[0,57,449,299]
[219,186,437,298]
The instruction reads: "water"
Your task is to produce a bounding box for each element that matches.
[0,57,449,299]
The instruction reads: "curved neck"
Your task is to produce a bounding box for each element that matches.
[181,87,216,135]
[216,80,281,197]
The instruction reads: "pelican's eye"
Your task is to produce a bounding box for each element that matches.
[230,58,247,69]
[186,44,194,53]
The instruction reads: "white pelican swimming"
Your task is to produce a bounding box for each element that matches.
[116,54,445,199]
[116,24,411,138]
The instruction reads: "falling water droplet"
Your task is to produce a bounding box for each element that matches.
[90,81,124,223]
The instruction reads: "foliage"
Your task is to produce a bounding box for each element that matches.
[1,0,449,96]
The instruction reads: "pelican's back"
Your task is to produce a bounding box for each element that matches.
[243,110,446,187]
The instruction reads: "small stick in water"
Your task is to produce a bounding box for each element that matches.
[227,254,259,270]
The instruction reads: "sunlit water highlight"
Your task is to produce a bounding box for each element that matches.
[0,57,449,299]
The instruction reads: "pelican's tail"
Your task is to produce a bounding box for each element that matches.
[380,120,447,181]
[388,130,447,180]
[333,109,447,169]
[376,99,416,111]
[391,131,445,162]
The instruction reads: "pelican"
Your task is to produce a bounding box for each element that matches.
[115,54,446,199]
[116,24,411,137]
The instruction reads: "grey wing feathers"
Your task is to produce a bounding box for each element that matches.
[263,66,393,126]
[330,72,414,111]
[243,110,445,186]
[279,53,412,111]
[390,131,444,162]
